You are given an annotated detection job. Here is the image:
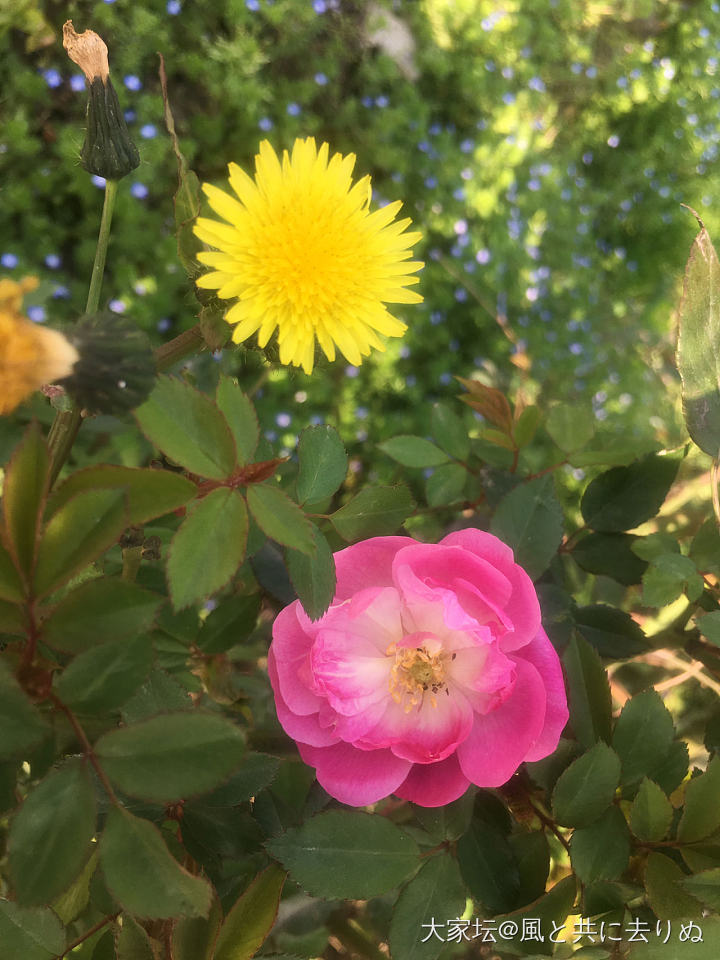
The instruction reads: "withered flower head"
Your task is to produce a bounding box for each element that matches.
[63,20,140,181]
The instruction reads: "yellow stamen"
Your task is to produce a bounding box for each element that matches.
[387,643,448,713]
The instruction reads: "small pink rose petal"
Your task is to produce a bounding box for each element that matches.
[298,741,412,806]
[517,629,568,761]
[394,753,471,807]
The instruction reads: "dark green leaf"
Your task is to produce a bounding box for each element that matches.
[570,806,630,884]
[100,806,211,919]
[513,405,541,447]
[552,742,621,827]
[456,820,519,912]
[167,488,247,610]
[389,854,467,960]
[0,900,65,960]
[54,634,153,714]
[0,543,24,603]
[573,604,648,659]
[246,484,314,555]
[0,661,48,760]
[645,852,704,920]
[51,849,97,925]
[296,426,347,505]
[546,402,595,452]
[197,593,261,654]
[430,403,470,460]
[330,484,415,542]
[213,864,286,960]
[493,876,576,957]
[250,542,296,606]
[676,221,720,456]
[509,831,550,907]
[681,868,720,912]
[286,524,336,621]
[690,519,720,575]
[678,756,720,842]
[8,761,95,906]
[203,753,280,806]
[2,422,50,585]
[580,451,682,532]
[135,376,236,480]
[412,792,475,843]
[115,915,155,960]
[171,897,222,960]
[40,578,162,654]
[642,554,704,607]
[95,712,245,802]
[652,740,690,796]
[490,475,563,579]
[0,598,24,635]
[121,670,193,723]
[266,810,421,899]
[34,489,128,598]
[216,378,259,467]
[572,532,648,585]
[48,465,197,526]
[612,690,677,793]
[378,435,450,468]
[425,463,467,507]
[562,633,612,748]
[696,611,720,645]
[629,778,674,841]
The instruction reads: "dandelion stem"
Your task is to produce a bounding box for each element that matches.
[47,179,119,485]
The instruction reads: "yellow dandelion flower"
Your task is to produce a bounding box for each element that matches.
[194,137,423,374]
[0,277,79,415]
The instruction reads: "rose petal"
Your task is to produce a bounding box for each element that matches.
[333,536,416,602]
[298,740,412,806]
[268,650,339,747]
[394,754,471,807]
[516,628,569,761]
[456,658,547,787]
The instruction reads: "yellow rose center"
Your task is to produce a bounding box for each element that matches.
[387,643,450,712]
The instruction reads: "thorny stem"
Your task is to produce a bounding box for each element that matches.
[51,694,121,807]
[47,179,119,486]
[154,321,205,371]
[55,912,120,958]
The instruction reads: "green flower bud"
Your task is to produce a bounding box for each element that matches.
[63,20,139,181]
[61,312,156,416]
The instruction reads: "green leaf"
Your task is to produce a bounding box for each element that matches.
[378,435,451,468]
[642,554,704,607]
[612,690,677,793]
[552,742,621,827]
[54,634,153,714]
[0,661,48,760]
[510,831,550,908]
[48,465,197,526]
[96,711,245,801]
[676,221,720,457]
[425,463,467,507]
[100,806,212,919]
[690,518,720,575]
[652,740,690,796]
[546,402,595,452]
[678,756,720,842]
[296,426,347,505]
[121,670,193,723]
[493,875,576,958]
[513,405,541,448]
[696,610,720,645]
[172,897,222,960]
[330,484,415,542]
[681,868,720,912]
[0,598,24,635]
[490,475,563,580]
[34,489,128,598]
[430,403,470,460]
[246,484,314,555]
[562,633,612,749]
[51,851,97,924]
[167,487,248,610]
[389,854,467,960]
[580,451,682,532]
[630,778,674,841]
[645,852,704,921]
[570,806,630,884]
[0,900,65,960]
[214,864,286,960]
[573,604,647,659]
[203,752,280,806]
[456,820,519,912]
[2,422,50,585]
[40,578,162,654]
[412,792,475,844]
[0,543,24,603]
[266,810,421,899]
[572,532,648,585]
[8,760,95,906]
[135,376,236,480]
[286,524,336,621]
[197,593,261,654]
[115,916,155,960]
[216,378,259,466]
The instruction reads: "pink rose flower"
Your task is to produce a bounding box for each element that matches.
[268,529,569,807]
